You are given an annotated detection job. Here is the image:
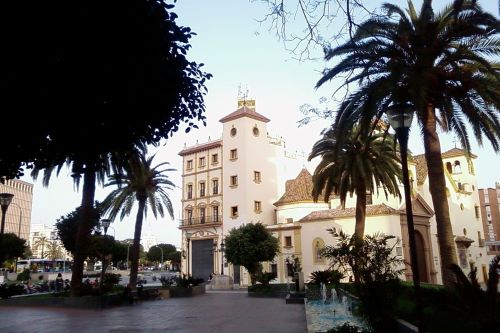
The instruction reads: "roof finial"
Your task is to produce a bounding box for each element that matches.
[452,136,458,148]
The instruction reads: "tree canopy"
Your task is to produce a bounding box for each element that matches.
[146,243,178,262]
[224,223,280,284]
[0,233,27,263]
[0,0,211,179]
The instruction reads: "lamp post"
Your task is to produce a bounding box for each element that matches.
[99,219,112,296]
[386,104,424,333]
[151,245,164,271]
[220,241,225,275]
[0,193,14,236]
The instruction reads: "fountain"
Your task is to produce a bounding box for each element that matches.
[305,288,369,333]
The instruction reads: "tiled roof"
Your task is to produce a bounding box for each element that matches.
[219,106,270,123]
[442,147,477,159]
[178,140,222,156]
[274,168,324,206]
[299,203,399,222]
[414,154,428,185]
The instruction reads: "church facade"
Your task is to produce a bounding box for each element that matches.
[179,101,491,286]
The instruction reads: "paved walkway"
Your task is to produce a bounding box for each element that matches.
[0,291,307,333]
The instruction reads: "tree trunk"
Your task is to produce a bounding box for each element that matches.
[129,196,146,290]
[354,183,367,241]
[70,170,96,297]
[422,105,457,287]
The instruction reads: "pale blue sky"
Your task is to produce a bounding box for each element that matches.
[22,0,499,247]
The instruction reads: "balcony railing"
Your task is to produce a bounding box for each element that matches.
[179,216,222,227]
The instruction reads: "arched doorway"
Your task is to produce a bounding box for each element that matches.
[415,231,428,283]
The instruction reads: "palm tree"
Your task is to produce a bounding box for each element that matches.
[316,0,499,286]
[46,240,63,261]
[31,152,129,296]
[309,125,402,241]
[101,147,175,290]
[33,236,50,259]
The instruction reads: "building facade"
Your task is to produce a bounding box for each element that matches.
[30,224,71,260]
[179,101,491,286]
[479,183,500,256]
[0,179,33,241]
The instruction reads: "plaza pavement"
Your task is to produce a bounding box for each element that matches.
[0,290,307,333]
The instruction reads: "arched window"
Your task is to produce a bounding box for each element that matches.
[453,160,462,174]
[313,238,325,264]
[446,162,452,174]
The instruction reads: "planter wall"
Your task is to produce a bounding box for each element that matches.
[169,284,205,297]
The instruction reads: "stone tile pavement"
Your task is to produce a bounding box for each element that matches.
[0,291,307,333]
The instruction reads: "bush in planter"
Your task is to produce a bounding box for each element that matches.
[177,275,204,288]
[256,271,277,286]
[16,269,30,281]
[0,283,25,299]
[327,323,372,333]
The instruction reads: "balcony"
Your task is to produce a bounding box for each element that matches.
[179,216,222,228]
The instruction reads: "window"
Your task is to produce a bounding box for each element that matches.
[212,206,219,222]
[254,171,261,183]
[187,160,193,170]
[284,236,292,247]
[199,207,206,224]
[186,209,193,224]
[396,247,403,256]
[366,193,373,205]
[475,205,480,219]
[271,263,277,277]
[313,238,325,264]
[254,201,262,213]
[286,218,294,223]
[231,206,238,218]
[212,179,219,195]
[230,149,238,160]
[253,126,259,136]
[187,184,193,199]
[212,154,218,164]
[230,175,238,186]
[200,182,206,197]
[230,127,237,137]
[199,157,206,168]
[453,160,462,173]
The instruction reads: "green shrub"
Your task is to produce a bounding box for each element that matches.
[255,272,276,286]
[16,269,30,281]
[309,270,344,285]
[327,323,372,333]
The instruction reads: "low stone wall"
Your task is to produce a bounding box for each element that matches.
[0,294,122,309]
[169,285,205,297]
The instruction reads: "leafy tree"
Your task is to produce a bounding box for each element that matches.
[55,204,102,254]
[146,243,177,262]
[224,223,280,285]
[0,233,27,264]
[101,147,175,290]
[309,125,402,241]
[1,0,210,296]
[316,0,500,287]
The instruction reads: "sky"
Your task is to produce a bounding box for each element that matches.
[21,0,499,248]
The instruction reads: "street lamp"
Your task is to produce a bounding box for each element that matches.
[0,193,14,235]
[220,241,225,275]
[386,104,424,333]
[151,245,164,271]
[99,219,112,296]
